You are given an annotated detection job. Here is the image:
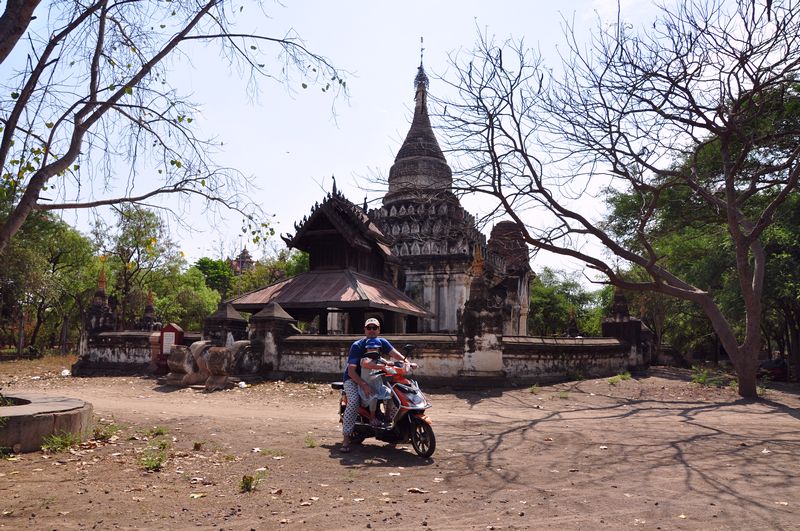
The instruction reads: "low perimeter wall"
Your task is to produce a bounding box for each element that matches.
[273,333,633,386]
[77,330,639,386]
[74,331,201,375]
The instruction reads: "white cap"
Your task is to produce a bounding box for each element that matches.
[364,317,380,327]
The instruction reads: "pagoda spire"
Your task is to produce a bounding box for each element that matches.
[384,43,453,205]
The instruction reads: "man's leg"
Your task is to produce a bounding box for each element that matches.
[342,380,360,449]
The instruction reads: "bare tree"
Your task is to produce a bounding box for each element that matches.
[437,0,800,398]
[0,0,346,255]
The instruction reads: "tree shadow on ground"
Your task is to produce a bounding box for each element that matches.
[448,389,799,510]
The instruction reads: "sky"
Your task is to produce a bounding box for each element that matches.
[26,0,661,274]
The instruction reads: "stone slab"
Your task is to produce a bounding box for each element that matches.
[0,392,93,453]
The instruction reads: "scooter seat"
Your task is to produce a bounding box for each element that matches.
[331,381,344,390]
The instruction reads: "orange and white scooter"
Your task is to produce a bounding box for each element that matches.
[332,346,435,458]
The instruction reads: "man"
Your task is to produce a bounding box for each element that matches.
[340,318,407,453]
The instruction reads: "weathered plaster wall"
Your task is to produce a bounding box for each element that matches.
[76,331,201,374]
[273,333,633,385]
[502,336,630,382]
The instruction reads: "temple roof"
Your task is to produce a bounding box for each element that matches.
[207,303,247,322]
[251,302,295,321]
[227,269,431,317]
[282,187,392,256]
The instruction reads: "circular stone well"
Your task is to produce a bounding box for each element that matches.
[0,393,93,453]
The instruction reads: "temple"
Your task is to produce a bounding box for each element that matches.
[370,63,530,334]
[230,62,531,338]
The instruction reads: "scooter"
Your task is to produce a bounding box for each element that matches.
[332,346,435,458]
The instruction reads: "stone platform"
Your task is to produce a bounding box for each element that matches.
[0,393,93,453]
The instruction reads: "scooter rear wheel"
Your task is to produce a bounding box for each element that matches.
[410,417,435,458]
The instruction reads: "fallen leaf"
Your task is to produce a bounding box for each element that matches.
[271,488,282,495]
[568,468,579,472]
[678,514,687,519]
[433,477,444,482]
[388,472,400,476]
[272,456,284,460]
[252,448,261,453]
[599,446,608,450]
[189,493,206,499]
[407,487,429,494]
[299,501,312,506]
[761,448,771,454]
[544,437,554,442]
[775,501,789,506]
[353,497,365,502]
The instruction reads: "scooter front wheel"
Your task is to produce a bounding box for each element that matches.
[410,417,435,458]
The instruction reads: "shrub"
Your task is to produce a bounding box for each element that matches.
[93,422,121,442]
[607,371,632,386]
[140,449,168,471]
[41,431,82,453]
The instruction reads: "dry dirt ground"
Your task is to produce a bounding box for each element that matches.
[2,355,800,531]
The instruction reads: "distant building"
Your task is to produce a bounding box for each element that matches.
[229,247,255,275]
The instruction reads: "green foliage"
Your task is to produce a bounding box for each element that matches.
[528,268,609,336]
[304,435,317,448]
[235,249,309,294]
[194,257,233,297]
[92,422,121,442]
[139,448,168,472]
[153,267,219,330]
[528,383,539,394]
[601,83,800,368]
[0,212,97,350]
[691,366,733,387]
[41,431,82,453]
[239,473,266,493]
[607,371,632,386]
[146,425,168,437]
[94,206,185,329]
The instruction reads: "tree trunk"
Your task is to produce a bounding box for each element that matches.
[790,322,800,383]
[730,344,760,398]
[0,0,41,64]
[60,313,70,355]
[29,299,46,348]
[16,308,24,356]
